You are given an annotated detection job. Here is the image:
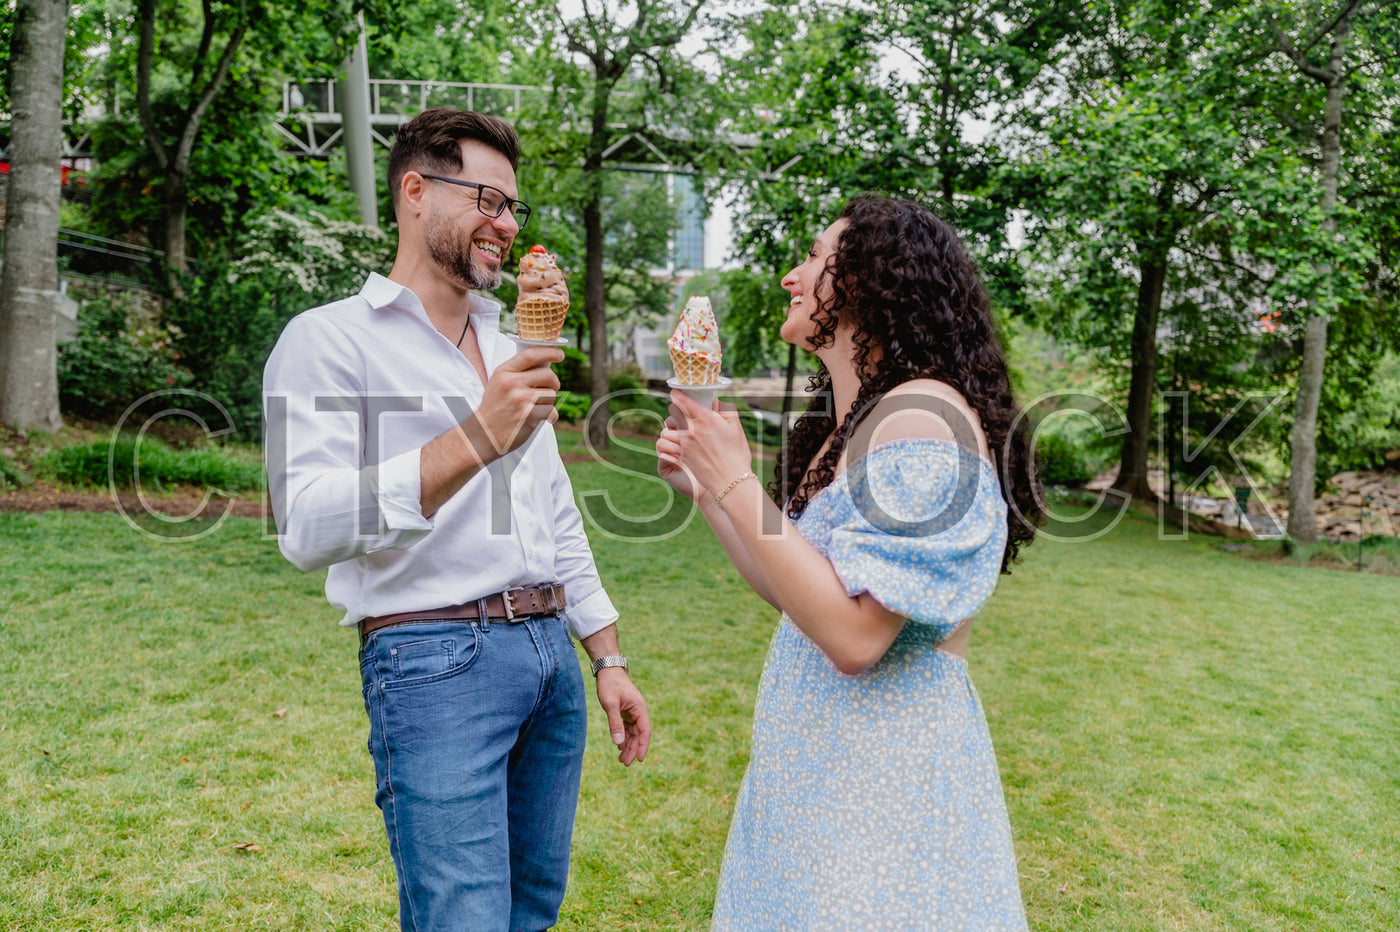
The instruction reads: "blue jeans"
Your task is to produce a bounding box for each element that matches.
[360,615,587,932]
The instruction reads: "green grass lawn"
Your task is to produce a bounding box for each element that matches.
[2,437,1397,930]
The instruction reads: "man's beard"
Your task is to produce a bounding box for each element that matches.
[425,210,501,291]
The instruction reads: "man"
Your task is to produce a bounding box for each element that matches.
[263,108,650,932]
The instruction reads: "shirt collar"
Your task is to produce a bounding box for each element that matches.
[360,272,505,340]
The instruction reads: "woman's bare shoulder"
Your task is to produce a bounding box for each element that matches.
[864,379,989,457]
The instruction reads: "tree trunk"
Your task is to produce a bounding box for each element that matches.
[1111,249,1168,501]
[1286,313,1328,542]
[1285,15,1351,546]
[582,77,614,452]
[584,195,609,452]
[0,0,68,432]
[164,170,189,278]
[135,0,247,280]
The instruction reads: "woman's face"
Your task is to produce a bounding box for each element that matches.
[779,218,847,349]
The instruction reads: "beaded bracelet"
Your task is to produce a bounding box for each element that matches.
[713,471,757,505]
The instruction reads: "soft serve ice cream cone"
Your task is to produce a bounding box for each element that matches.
[667,296,722,385]
[514,245,570,341]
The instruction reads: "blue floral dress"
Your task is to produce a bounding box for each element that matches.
[712,438,1028,931]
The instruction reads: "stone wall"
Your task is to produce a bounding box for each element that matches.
[1085,464,1400,541]
[1311,469,1400,541]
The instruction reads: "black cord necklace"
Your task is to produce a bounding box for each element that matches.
[456,317,470,348]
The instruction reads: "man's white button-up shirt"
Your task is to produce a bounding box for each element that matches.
[263,273,618,639]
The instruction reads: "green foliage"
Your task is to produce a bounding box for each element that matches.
[162,210,392,441]
[722,4,922,271]
[730,398,783,449]
[554,390,590,424]
[720,267,790,378]
[367,0,538,85]
[716,3,956,390]
[607,366,669,431]
[38,435,264,491]
[0,452,30,491]
[1033,429,1096,487]
[554,346,591,394]
[1318,353,1400,474]
[69,0,371,261]
[0,5,13,114]
[57,289,194,419]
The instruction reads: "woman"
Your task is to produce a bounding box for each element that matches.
[656,197,1041,930]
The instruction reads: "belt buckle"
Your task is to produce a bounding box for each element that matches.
[502,587,520,621]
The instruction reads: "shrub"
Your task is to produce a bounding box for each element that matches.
[58,289,193,419]
[164,209,393,442]
[731,399,783,448]
[39,436,264,492]
[555,347,591,394]
[1318,353,1400,475]
[607,367,668,432]
[0,453,30,491]
[1035,429,1096,487]
[228,208,392,298]
[555,390,590,424]
[608,366,647,394]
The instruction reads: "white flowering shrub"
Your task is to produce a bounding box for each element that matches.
[229,209,392,299]
[165,209,394,440]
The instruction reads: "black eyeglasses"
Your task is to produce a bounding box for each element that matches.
[419,174,532,228]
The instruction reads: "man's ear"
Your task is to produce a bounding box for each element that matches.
[399,171,427,218]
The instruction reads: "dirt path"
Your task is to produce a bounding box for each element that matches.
[0,482,267,518]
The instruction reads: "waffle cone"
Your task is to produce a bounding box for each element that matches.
[670,348,722,385]
[515,296,569,341]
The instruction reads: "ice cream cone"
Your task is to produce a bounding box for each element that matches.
[670,347,722,385]
[515,296,570,342]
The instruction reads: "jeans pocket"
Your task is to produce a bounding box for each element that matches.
[381,627,482,691]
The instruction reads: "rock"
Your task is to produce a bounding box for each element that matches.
[1289,469,1400,540]
[1332,471,1362,489]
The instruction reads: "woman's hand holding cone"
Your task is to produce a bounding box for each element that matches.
[658,390,753,498]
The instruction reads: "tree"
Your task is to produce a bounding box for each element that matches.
[135,0,250,275]
[0,0,68,432]
[106,0,377,274]
[1019,0,1310,502]
[718,3,926,414]
[1267,0,1374,544]
[552,0,709,450]
[879,0,1080,215]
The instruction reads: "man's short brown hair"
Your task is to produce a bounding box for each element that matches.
[386,108,522,219]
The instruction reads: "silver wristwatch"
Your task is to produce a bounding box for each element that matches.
[590,654,628,676]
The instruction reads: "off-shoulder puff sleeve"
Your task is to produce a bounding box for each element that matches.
[824,439,1009,634]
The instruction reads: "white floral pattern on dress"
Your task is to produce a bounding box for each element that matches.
[712,439,1028,931]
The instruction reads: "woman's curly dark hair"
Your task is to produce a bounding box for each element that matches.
[770,197,1042,572]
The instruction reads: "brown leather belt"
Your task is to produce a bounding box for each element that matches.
[358,584,566,642]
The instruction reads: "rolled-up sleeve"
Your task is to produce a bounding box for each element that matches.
[264,313,434,572]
